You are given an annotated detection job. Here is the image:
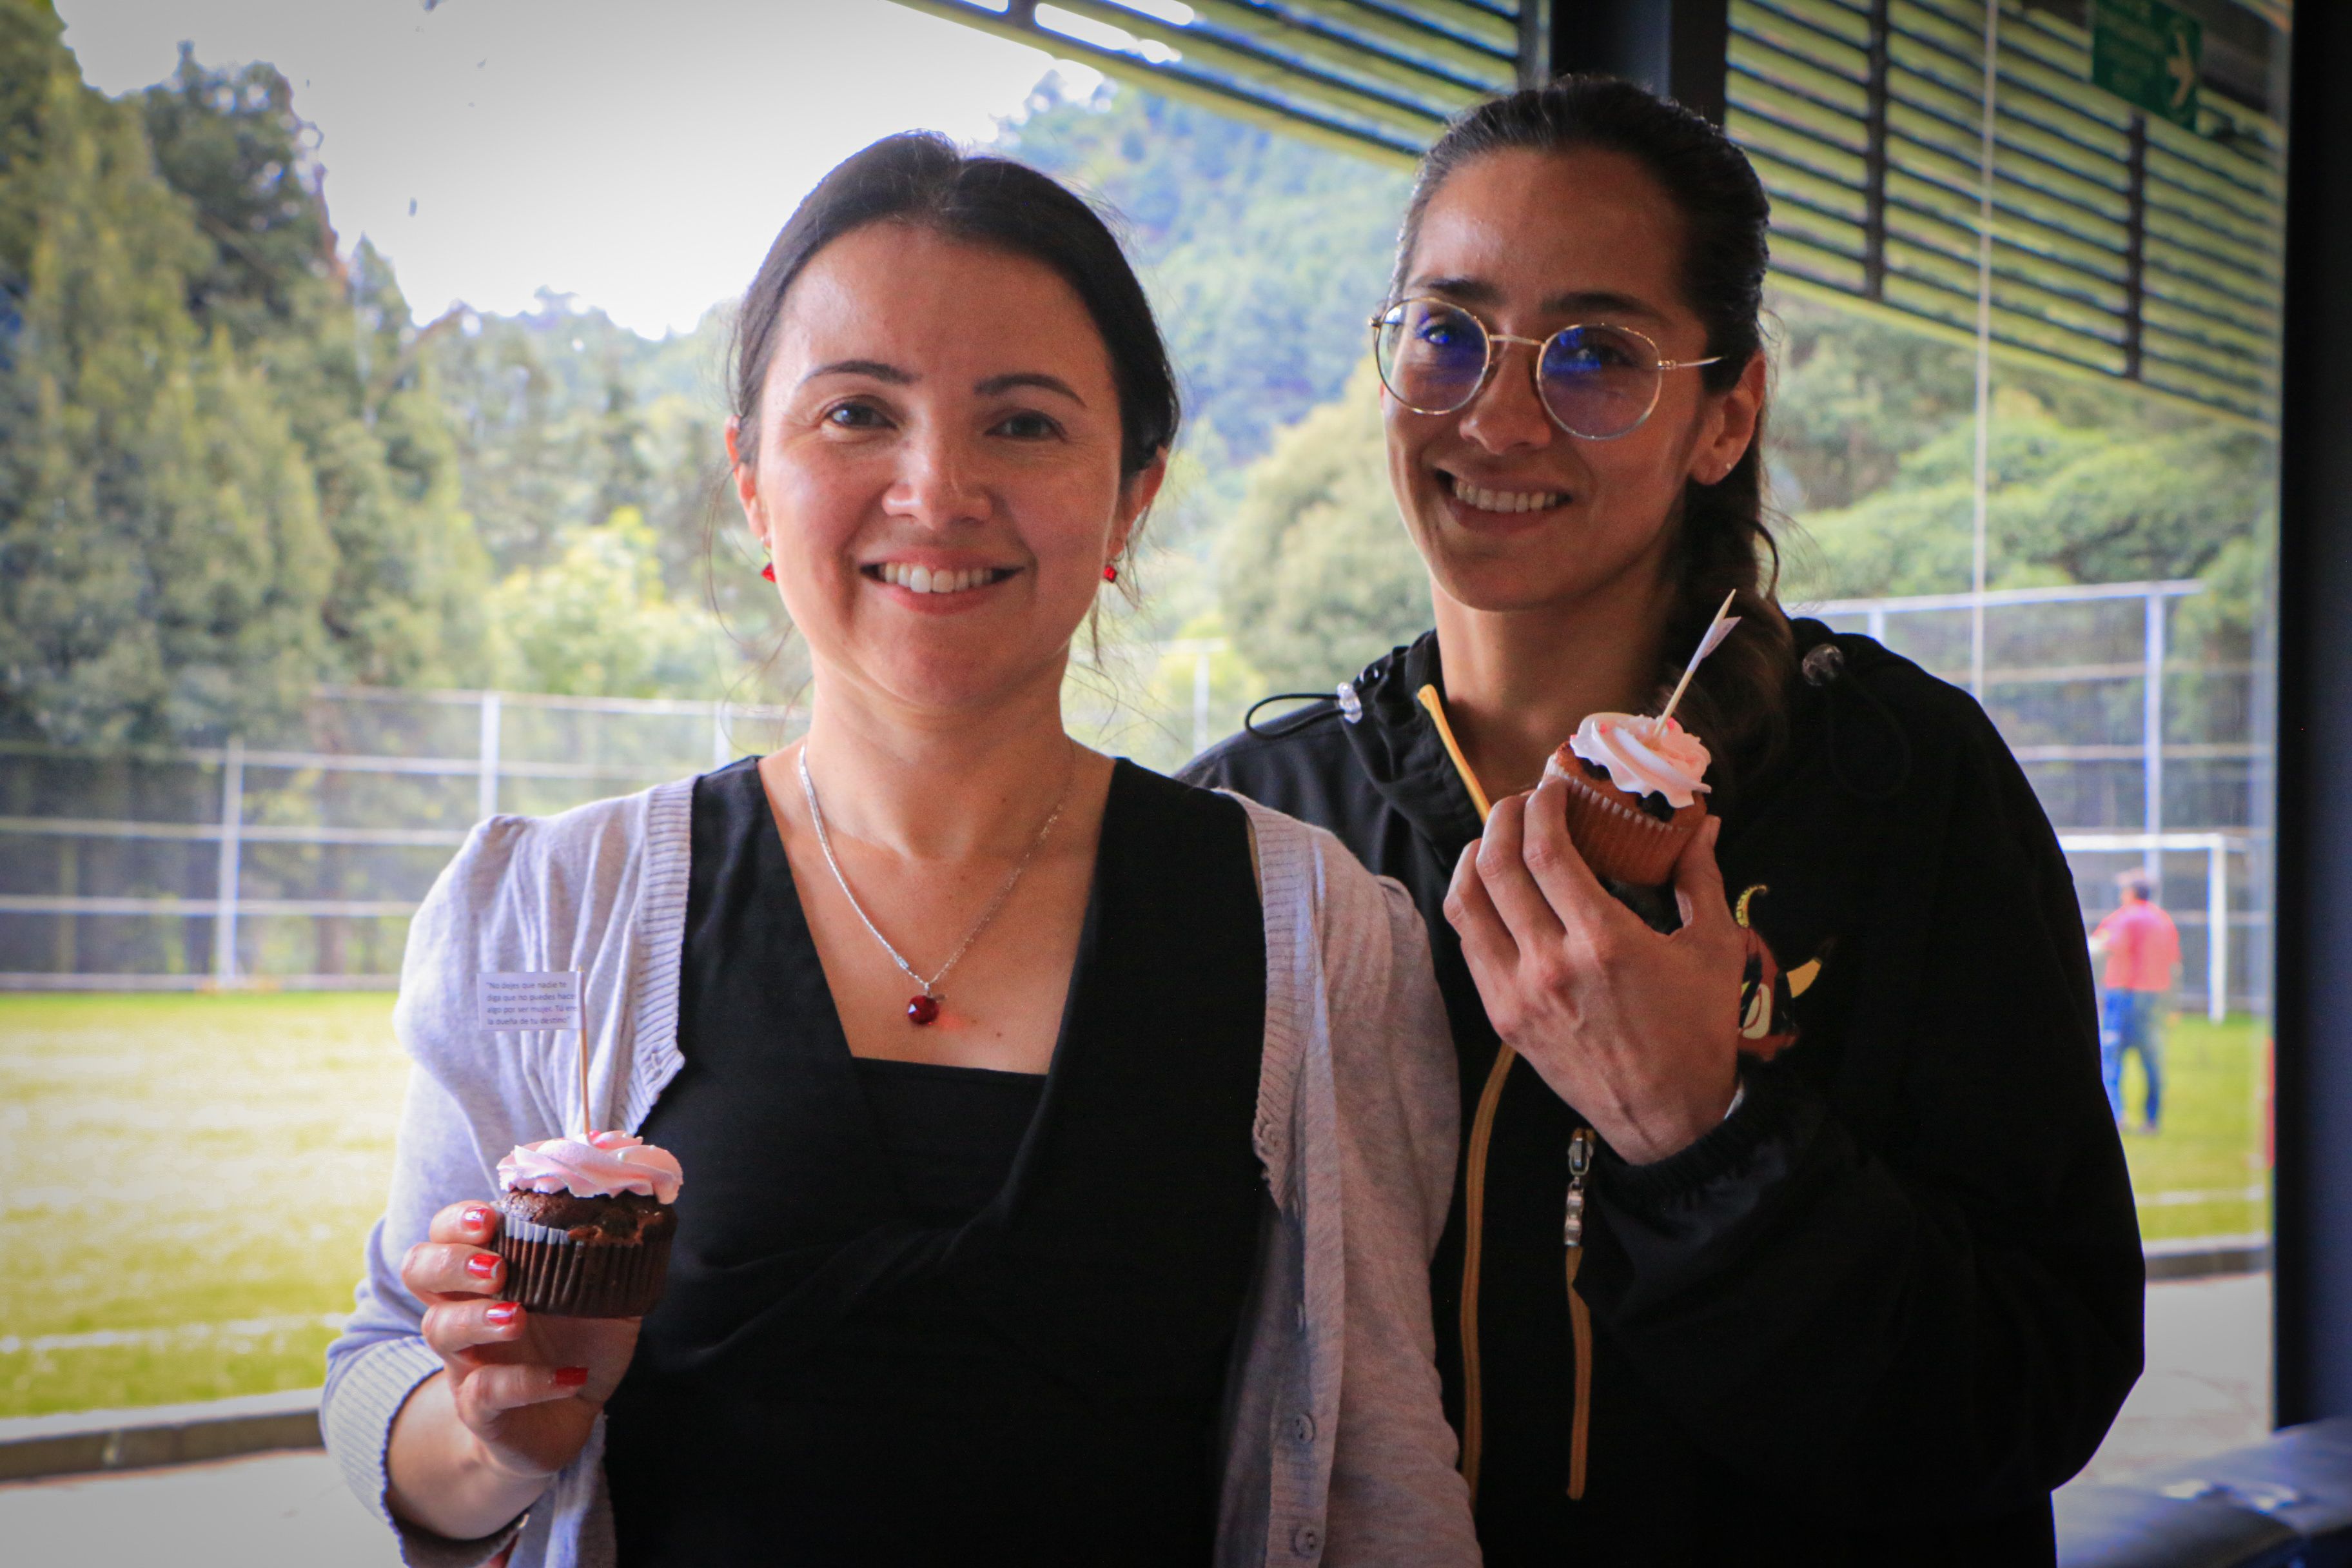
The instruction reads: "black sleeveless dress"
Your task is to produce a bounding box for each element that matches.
[603,759,1269,1565]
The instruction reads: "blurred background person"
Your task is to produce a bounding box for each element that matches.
[2091,870,2181,1134]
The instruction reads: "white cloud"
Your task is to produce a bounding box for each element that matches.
[60,0,1083,335]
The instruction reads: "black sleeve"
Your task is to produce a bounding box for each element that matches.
[1174,748,1231,791]
[1576,702,2144,1525]
[1177,714,1366,839]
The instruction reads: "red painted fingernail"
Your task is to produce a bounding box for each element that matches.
[484,1302,519,1327]
[554,1366,589,1389]
[462,1206,492,1231]
[465,1253,499,1280]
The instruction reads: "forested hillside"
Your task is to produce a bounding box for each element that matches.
[1,10,489,743]
[1002,75,1409,474]
[0,1,2273,749]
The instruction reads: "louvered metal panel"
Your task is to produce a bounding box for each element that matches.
[1729,0,2284,420]
[899,0,2283,424]
[892,0,1540,164]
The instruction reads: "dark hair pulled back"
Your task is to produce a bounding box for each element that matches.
[1398,76,1796,792]
[729,132,1179,482]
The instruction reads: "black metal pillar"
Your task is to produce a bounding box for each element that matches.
[1862,0,1890,300]
[1549,0,1732,124]
[2122,115,2146,381]
[2273,0,2352,1430]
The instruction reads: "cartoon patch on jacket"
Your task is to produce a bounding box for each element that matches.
[1734,885,1828,1062]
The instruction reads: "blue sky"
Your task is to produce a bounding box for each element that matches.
[61,0,1089,335]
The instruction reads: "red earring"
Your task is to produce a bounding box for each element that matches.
[1101,563,1119,583]
[760,562,776,582]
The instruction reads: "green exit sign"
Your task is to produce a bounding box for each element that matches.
[2092,0,2204,129]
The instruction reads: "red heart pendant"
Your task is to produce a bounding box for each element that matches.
[906,995,940,1026]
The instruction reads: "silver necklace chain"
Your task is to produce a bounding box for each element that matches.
[797,743,1074,1002]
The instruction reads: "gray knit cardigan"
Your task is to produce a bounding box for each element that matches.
[321,776,1480,1568]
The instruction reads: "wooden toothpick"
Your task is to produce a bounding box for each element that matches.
[576,968,593,1140]
[1656,590,1742,730]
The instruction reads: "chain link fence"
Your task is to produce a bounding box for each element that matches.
[1806,580,2266,1020]
[0,640,1234,988]
[0,687,797,987]
[1,593,2268,1009]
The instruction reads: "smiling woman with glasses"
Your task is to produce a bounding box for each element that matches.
[1190,75,2142,1566]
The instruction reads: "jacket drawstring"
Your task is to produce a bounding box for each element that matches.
[1415,686,1493,818]
[1415,683,1596,1509]
[1458,1042,1515,1501]
[1244,691,1339,740]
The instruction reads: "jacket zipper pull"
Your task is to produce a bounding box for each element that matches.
[1564,1127,1592,1248]
[1564,1126,1595,1501]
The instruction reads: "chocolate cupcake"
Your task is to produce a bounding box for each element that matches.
[495,1132,683,1318]
[1542,712,1712,888]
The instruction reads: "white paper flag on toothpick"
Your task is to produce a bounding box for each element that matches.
[480,971,584,1032]
[1657,589,1744,729]
[1689,614,1741,665]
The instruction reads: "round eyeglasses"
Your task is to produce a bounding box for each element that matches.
[1371,297,1722,440]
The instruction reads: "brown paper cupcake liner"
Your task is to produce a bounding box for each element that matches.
[496,1211,674,1318]
[1556,767,1705,887]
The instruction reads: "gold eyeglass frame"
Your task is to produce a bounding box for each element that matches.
[1369,296,1723,440]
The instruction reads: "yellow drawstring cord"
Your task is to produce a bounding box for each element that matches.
[1415,683,1592,1505]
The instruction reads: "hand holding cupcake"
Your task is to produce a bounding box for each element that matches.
[1440,594,1751,1163]
[387,1132,683,1529]
[393,1200,653,1527]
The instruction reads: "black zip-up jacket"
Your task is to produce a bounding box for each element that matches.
[1182,622,2143,1566]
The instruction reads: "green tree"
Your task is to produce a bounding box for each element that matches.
[1767,293,1977,513]
[137,50,490,690]
[487,507,721,698]
[1216,360,1429,691]
[426,293,730,590]
[0,14,333,743]
[1003,77,1409,475]
[1790,387,2268,600]
[593,364,652,525]
[134,46,331,337]
[0,1,53,300]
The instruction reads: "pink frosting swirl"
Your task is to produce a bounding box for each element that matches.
[498,1130,683,1204]
[1560,712,1714,809]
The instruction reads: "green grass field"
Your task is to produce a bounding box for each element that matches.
[2115,1012,2273,1244]
[1,993,409,1419]
[0,994,2269,1418]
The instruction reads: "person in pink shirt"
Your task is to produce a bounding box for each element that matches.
[2090,870,2181,1132]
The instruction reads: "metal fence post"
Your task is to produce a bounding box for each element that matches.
[213,736,244,985]
[477,691,502,821]
[2144,589,2166,890]
[711,705,731,770]
[54,838,76,975]
[1193,651,1213,758]
[2208,836,2230,1023]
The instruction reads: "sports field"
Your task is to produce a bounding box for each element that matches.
[1,994,408,1420]
[0,994,2270,1418]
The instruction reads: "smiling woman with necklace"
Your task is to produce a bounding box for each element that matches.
[1189,77,2142,1565]
[322,135,1477,1567]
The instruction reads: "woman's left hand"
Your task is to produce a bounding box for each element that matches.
[1444,775,1746,1164]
